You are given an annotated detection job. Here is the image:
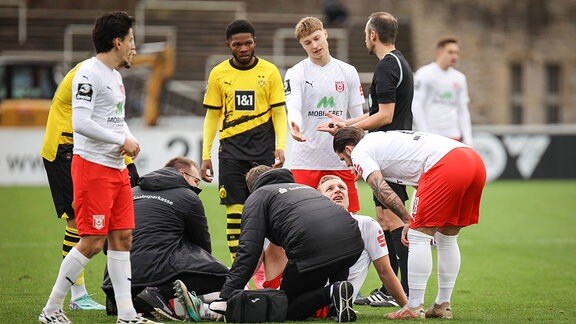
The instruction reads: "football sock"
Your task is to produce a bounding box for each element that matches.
[107,250,137,320]
[383,230,398,274]
[391,226,409,295]
[44,247,90,314]
[226,204,243,261]
[63,226,88,300]
[199,292,220,303]
[406,229,433,308]
[435,232,460,304]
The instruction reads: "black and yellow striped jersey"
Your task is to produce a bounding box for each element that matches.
[203,57,286,160]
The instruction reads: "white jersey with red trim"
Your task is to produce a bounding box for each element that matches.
[285,57,364,170]
[412,62,472,145]
[348,214,388,301]
[352,131,468,186]
[72,57,128,169]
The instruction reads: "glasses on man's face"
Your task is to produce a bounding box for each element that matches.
[180,171,201,185]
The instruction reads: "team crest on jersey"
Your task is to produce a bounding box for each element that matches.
[257,75,266,88]
[76,83,93,101]
[335,81,345,93]
[284,79,291,95]
[92,214,105,230]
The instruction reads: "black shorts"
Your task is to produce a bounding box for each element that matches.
[373,181,408,208]
[43,144,74,219]
[218,158,274,205]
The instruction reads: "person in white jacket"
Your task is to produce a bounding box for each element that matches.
[412,37,473,146]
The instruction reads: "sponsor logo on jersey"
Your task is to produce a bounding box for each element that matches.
[377,229,386,247]
[316,96,335,108]
[359,85,364,96]
[335,81,345,93]
[116,102,123,115]
[92,214,105,230]
[76,83,93,101]
[307,110,343,117]
[107,116,124,123]
[284,79,291,95]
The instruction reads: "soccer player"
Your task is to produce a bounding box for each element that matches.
[333,126,486,319]
[200,19,287,261]
[41,58,139,311]
[285,16,364,213]
[319,11,413,301]
[412,37,473,145]
[39,12,159,324]
[317,175,407,308]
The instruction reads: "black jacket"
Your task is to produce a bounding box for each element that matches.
[220,168,364,298]
[102,167,229,292]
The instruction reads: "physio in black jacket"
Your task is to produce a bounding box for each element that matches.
[103,157,229,320]
[218,166,364,321]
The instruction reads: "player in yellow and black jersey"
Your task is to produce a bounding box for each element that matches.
[40,59,139,311]
[201,19,287,261]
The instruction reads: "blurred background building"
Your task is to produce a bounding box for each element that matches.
[1,0,575,126]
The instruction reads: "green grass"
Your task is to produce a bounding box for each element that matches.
[1,181,575,323]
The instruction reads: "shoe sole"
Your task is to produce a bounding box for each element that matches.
[173,280,201,322]
[133,291,182,322]
[337,282,356,322]
[425,309,454,319]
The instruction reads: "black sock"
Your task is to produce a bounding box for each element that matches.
[391,226,409,295]
[384,230,398,275]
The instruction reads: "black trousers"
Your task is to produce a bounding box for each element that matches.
[281,252,361,321]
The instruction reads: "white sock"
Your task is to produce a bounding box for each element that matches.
[200,302,223,321]
[44,247,90,314]
[435,232,461,304]
[407,229,434,308]
[108,250,137,320]
[70,283,88,301]
[199,291,220,303]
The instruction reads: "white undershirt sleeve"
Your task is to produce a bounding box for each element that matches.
[348,104,364,119]
[285,71,303,128]
[458,77,473,146]
[73,106,125,145]
[411,71,430,132]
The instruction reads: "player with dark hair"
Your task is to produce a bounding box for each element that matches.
[333,126,485,319]
[39,11,158,324]
[200,19,287,264]
[412,36,472,145]
[319,11,413,304]
[41,57,139,312]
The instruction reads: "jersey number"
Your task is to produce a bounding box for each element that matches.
[235,90,255,111]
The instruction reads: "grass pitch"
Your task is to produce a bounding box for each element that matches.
[1,180,575,323]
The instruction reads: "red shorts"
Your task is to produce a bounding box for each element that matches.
[291,169,360,212]
[72,155,135,236]
[410,147,486,228]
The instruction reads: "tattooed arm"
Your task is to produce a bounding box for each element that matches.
[367,171,411,223]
